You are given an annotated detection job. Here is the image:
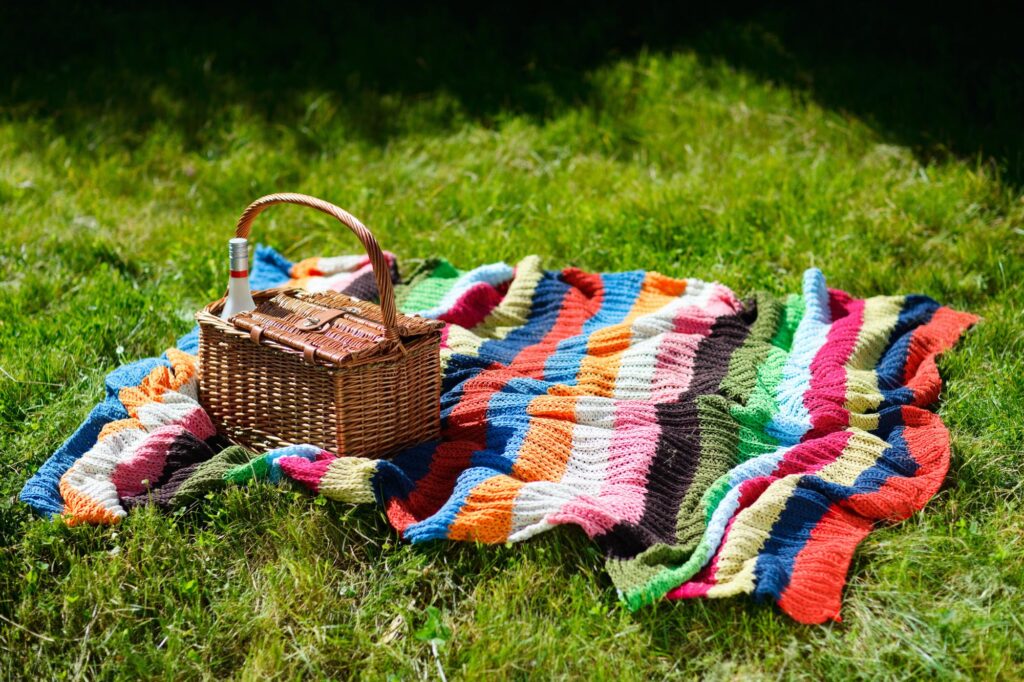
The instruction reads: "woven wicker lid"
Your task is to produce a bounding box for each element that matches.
[226,289,442,367]
[198,192,443,368]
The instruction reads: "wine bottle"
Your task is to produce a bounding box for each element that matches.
[220,237,257,320]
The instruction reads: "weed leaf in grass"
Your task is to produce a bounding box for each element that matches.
[414,606,451,648]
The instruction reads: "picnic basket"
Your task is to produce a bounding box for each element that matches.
[195,193,444,458]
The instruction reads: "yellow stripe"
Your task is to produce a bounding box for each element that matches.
[843,296,903,414]
[318,458,379,504]
[444,256,544,359]
[704,429,889,597]
[705,475,801,597]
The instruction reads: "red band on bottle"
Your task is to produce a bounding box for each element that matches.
[230,269,248,278]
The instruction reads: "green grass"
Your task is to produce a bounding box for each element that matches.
[2,4,1023,680]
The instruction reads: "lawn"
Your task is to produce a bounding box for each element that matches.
[1,3,1022,679]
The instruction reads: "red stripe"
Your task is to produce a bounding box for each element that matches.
[230,269,248,278]
[776,505,872,623]
[903,307,979,405]
[511,268,603,380]
[386,270,603,532]
[778,407,952,623]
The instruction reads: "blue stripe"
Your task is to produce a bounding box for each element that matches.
[751,422,916,601]
[399,272,570,538]
[373,441,441,504]
[542,270,646,384]
[877,296,939,406]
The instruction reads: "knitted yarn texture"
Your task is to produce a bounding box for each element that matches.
[20,249,976,624]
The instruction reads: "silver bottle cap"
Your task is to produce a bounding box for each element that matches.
[229,238,249,272]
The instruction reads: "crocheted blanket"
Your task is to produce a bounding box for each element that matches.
[20,248,977,624]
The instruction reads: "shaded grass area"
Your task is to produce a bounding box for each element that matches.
[2,3,1023,679]
[4,3,1022,183]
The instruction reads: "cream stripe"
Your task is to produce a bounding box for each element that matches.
[843,296,904,415]
[704,428,889,597]
[443,256,544,358]
[612,280,716,401]
[60,427,147,520]
[509,396,616,538]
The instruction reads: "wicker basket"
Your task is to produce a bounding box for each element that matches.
[196,193,443,458]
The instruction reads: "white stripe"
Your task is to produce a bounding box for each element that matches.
[508,396,616,537]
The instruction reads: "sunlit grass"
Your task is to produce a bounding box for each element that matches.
[1,28,1022,681]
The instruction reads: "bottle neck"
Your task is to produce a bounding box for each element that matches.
[228,272,251,293]
[226,243,251,300]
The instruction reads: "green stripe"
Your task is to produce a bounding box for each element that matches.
[606,393,741,608]
[607,292,807,609]
[395,258,462,313]
[730,293,804,465]
[168,446,257,508]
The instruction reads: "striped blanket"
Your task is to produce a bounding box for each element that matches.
[20,249,976,624]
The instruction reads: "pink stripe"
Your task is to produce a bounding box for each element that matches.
[112,424,187,498]
[649,327,708,402]
[326,268,364,292]
[601,401,662,524]
[173,405,216,441]
[278,451,337,493]
[773,429,854,478]
[803,293,865,440]
[438,281,506,328]
[548,401,660,535]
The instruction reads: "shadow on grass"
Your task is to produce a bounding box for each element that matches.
[2,2,1022,184]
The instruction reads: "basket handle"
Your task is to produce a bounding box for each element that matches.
[235,193,399,341]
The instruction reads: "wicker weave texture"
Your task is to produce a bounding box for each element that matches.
[196,194,442,458]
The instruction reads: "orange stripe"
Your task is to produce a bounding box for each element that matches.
[118,350,197,417]
[511,397,579,482]
[447,476,526,542]
[845,407,950,519]
[59,485,122,526]
[575,273,687,397]
[98,418,143,439]
[386,373,506,532]
[289,257,323,278]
